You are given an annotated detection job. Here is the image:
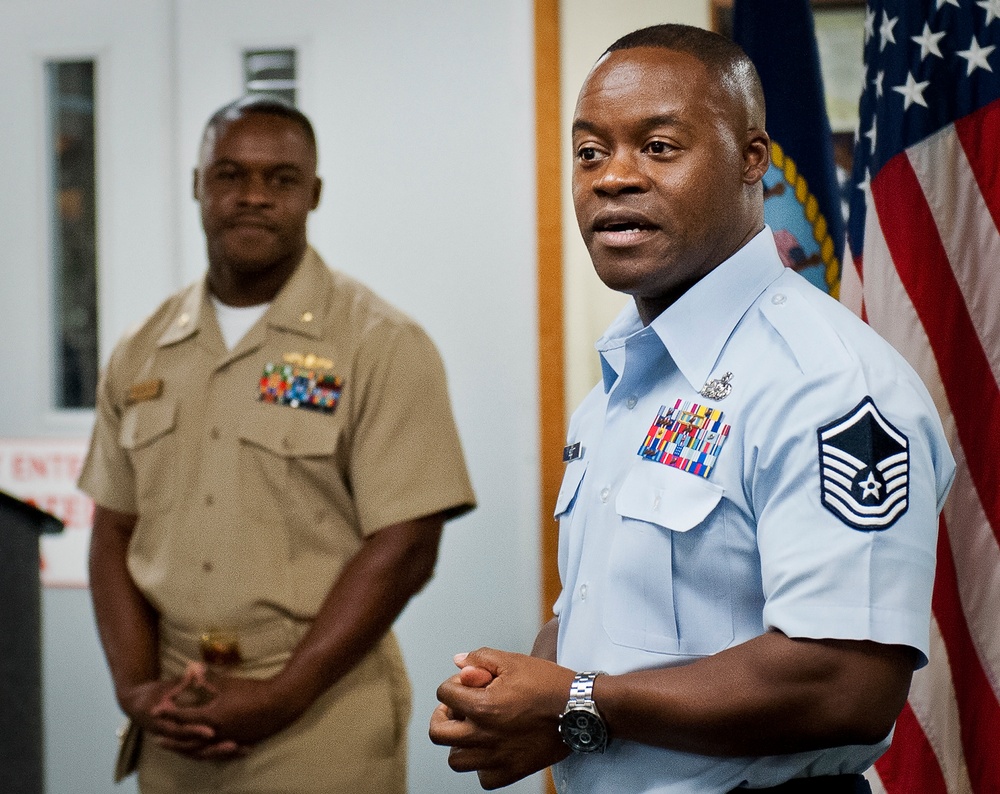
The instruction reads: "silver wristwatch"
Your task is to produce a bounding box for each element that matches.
[558,671,608,753]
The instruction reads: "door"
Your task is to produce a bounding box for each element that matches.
[0,2,174,790]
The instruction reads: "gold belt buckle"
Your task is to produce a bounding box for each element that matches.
[199,630,242,667]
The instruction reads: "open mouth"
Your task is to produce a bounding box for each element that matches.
[593,209,657,234]
[592,213,657,246]
[600,221,653,233]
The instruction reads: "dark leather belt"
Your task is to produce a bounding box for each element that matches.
[730,774,872,793]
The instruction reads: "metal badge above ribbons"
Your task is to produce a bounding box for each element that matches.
[699,371,733,401]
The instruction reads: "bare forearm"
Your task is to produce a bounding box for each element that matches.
[432,633,916,787]
[275,513,445,710]
[596,631,916,756]
[530,618,559,662]
[88,506,159,698]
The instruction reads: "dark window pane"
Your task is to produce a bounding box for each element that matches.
[47,61,98,409]
[243,49,297,104]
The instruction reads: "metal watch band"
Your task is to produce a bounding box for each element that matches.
[567,671,605,707]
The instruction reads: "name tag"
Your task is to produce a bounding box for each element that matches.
[127,378,163,405]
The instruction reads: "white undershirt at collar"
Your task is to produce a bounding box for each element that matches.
[210,295,270,350]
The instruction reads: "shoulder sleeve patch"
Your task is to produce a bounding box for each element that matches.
[818,396,909,531]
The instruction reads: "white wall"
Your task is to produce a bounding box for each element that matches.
[0,1,542,792]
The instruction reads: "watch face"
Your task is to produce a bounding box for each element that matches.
[559,708,607,752]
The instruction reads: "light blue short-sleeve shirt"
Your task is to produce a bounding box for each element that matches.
[552,227,955,794]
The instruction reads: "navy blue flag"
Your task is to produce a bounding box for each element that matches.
[733,0,845,296]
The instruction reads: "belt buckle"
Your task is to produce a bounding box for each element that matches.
[199,630,242,667]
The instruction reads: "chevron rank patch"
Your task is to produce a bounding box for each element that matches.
[818,397,909,531]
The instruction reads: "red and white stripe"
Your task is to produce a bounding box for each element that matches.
[844,98,1000,794]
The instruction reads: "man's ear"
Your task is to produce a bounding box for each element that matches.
[743,129,771,185]
[311,177,323,210]
[192,168,201,201]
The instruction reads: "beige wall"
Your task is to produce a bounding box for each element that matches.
[560,0,712,413]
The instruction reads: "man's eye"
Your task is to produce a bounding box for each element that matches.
[646,141,672,155]
[577,147,600,161]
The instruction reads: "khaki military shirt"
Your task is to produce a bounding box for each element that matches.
[81,248,475,790]
[80,246,475,631]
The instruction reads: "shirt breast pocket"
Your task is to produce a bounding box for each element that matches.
[238,404,341,515]
[603,460,734,657]
[119,399,177,513]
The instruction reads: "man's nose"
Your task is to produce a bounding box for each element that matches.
[592,151,649,196]
[238,172,274,205]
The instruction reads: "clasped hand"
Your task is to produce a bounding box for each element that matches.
[429,647,576,790]
[121,662,301,760]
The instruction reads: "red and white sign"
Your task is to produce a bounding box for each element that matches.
[0,438,93,588]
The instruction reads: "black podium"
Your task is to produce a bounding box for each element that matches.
[0,491,64,794]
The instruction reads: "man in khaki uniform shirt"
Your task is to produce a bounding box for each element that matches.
[80,95,475,793]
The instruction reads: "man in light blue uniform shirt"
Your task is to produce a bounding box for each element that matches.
[430,23,955,794]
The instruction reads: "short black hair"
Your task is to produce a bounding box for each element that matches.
[603,23,765,122]
[201,94,318,158]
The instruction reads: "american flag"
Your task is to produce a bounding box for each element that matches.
[843,1,1000,791]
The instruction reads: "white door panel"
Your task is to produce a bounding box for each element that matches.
[0,0,176,436]
[0,5,173,790]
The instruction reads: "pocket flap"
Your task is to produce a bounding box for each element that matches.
[119,400,176,451]
[615,459,722,532]
[239,403,338,458]
[553,458,588,518]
